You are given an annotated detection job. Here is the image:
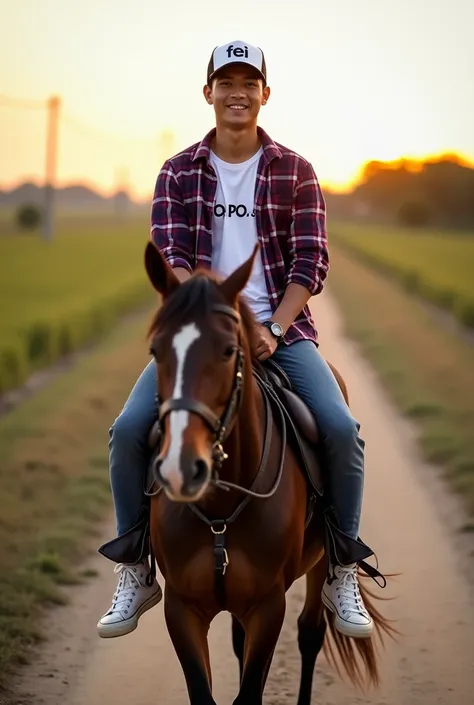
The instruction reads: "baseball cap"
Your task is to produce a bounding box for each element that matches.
[207,40,267,84]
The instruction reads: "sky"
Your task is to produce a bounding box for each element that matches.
[1,0,473,201]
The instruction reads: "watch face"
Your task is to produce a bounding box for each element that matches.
[271,322,283,337]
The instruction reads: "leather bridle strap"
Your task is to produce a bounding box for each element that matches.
[159,397,221,434]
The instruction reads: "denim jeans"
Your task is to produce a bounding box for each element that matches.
[272,340,364,538]
[108,341,364,540]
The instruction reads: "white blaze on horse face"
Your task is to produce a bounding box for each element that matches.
[160,322,201,495]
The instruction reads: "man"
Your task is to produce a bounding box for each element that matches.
[97,40,376,640]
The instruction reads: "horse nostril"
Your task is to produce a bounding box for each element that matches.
[191,458,209,484]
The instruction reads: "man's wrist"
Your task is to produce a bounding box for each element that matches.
[262,320,285,344]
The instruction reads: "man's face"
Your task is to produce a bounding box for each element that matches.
[203,65,271,129]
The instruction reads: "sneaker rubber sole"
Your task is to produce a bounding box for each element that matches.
[321,589,373,639]
[97,586,163,639]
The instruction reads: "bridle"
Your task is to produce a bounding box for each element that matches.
[156,302,245,473]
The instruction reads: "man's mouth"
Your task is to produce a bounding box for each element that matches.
[227,104,248,110]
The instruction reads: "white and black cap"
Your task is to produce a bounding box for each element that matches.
[207,40,267,84]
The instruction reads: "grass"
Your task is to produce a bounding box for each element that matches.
[326,240,474,517]
[330,221,474,328]
[0,215,154,393]
[0,302,156,691]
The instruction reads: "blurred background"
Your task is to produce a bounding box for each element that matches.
[0,0,473,696]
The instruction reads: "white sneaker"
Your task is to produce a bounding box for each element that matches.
[321,563,373,638]
[97,560,162,638]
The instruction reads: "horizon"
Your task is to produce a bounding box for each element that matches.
[2,150,472,205]
[1,0,473,200]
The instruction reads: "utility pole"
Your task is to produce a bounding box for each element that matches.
[43,95,61,242]
[114,166,130,219]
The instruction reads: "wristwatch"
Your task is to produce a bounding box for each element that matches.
[262,320,284,344]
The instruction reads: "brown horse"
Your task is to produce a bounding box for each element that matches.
[138,241,395,704]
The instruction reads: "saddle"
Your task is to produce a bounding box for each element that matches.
[146,358,324,498]
[251,358,324,497]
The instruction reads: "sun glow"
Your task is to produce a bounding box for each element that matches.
[1,0,473,200]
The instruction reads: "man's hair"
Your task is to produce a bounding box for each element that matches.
[206,72,267,89]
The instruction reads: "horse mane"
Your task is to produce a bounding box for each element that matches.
[147,270,258,350]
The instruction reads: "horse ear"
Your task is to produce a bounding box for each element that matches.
[219,244,259,304]
[144,241,180,298]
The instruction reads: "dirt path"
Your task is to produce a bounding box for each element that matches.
[9,291,474,705]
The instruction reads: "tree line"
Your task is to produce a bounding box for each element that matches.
[327,154,474,229]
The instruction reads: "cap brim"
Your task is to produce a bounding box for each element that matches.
[208,61,266,83]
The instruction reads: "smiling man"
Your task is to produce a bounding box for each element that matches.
[97,40,380,642]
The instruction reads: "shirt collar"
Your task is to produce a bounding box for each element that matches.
[192,126,282,166]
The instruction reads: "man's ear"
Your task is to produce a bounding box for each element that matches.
[203,83,213,105]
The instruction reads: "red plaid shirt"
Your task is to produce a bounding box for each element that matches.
[150,127,329,345]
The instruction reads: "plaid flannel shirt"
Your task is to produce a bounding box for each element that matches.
[150,126,329,345]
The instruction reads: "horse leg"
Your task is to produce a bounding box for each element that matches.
[164,584,216,705]
[232,587,286,705]
[296,562,327,705]
[231,614,245,683]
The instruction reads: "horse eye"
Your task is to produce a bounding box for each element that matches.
[149,345,162,363]
[223,345,235,360]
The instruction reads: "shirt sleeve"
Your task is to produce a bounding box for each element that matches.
[286,159,329,296]
[150,160,194,273]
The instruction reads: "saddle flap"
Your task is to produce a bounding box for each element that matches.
[285,417,324,496]
[279,387,319,445]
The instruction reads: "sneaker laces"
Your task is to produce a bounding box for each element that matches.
[334,565,368,615]
[107,563,143,615]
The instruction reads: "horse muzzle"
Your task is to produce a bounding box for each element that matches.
[153,453,211,502]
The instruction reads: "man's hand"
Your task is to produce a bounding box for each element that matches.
[253,325,278,361]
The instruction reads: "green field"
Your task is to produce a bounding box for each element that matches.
[0,217,154,393]
[330,222,474,328]
[327,242,474,520]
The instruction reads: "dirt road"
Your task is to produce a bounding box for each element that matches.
[10,291,474,705]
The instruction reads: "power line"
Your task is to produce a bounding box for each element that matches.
[0,94,46,110]
[1,93,161,147]
[61,112,159,146]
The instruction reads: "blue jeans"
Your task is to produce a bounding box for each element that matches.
[109,342,364,540]
[272,341,364,538]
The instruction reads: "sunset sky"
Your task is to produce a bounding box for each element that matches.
[1,0,473,201]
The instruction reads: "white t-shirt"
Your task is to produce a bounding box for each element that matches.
[210,148,273,322]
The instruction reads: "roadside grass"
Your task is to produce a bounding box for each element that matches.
[0,303,156,690]
[327,243,474,518]
[330,221,474,329]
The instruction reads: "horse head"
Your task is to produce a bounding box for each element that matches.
[144,240,259,503]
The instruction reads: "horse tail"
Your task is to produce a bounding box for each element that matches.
[322,572,400,690]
